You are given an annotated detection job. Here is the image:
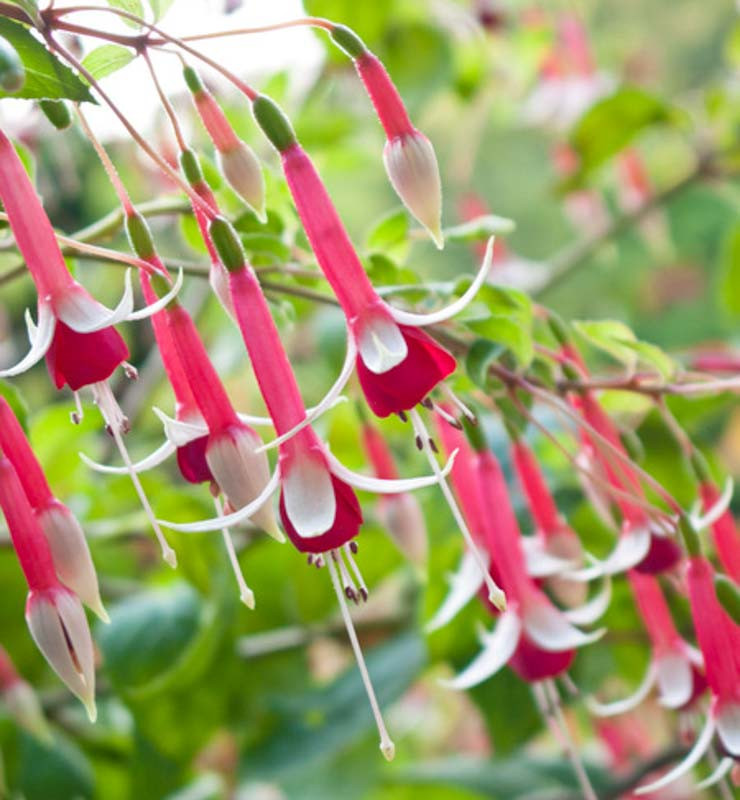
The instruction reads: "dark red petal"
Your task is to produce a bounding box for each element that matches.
[279,474,363,553]
[633,534,682,574]
[508,634,575,682]
[45,321,128,391]
[356,325,456,418]
[176,436,213,484]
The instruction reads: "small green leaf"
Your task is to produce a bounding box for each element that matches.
[465,339,506,389]
[0,18,94,101]
[150,0,176,20]
[81,44,134,81]
[620,340,677,381]
[366,208,409,250]
[573,319,638,371]
[107,0,145,28]
[443,215,516,244]
[718,223,740,317]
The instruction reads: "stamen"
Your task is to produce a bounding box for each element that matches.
[398,411,408,422]
[91,381,177,568]
[444,386,476,422]
[344,543,369,603]
[214,497,255,609]
[429,437,438,454]
[326,553,395,761]
[315,555,324,569]
[415,434,423,451]
[409,409,506,610]
[333,549,359,604]
[432,402,462,429]
[71,392,84,425]
[123,362,139,380]
[421,397,434,410]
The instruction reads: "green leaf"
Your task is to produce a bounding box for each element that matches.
[81,44,134,81]
[366,208,409,251]
[150,0,176,21]
[569,87,681,179]
[107,0,145,28]
[442,215,516,244]
[620,340,677,380]
[0,379,28,432]
[465,339,506,389]
[16,731,95,800]
[0,18,94,101]
[573,319,638,370]
[718,223,740,317]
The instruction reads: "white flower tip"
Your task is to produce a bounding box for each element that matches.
[162,545,178,569]
[489,586,507,611]
[219,142,265,215]
[92,600,110,624]
[265,521,286,544]
[429,224,444,250]
[240,589,256,609]
[380,738,396,762]
[254,204,268,225]
[83,695,97,724]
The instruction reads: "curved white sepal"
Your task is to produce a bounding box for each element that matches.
[158,468,281,533]
[563,576,612,626]
[282,454,335,538]
[256,337,357,453]
[126,269,183,321]
[357,313,407,373]
[79,439,176,475]
[325,447,457,494]
[425,547,489,633]
[0,304,55,377]
[695,757,733,790]
[634,713,715,795]
[522,536,580,577]
[57,271,134,333]
[716,701,740,756]
[655,651,693,709]
[386,237,493,327]
[692,477,734,530]
[565,527,651,582]
[440,611,522,690]
[152,406,208,447]
[586,662,657,717]
[685,642,705,669]
[523,601,605,652]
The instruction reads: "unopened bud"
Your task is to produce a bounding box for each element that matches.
[383,131,443,249]
[330,24,367,59]
[209,262,236,319]
[39,99,72,130]
[209,216,246,273]
[26,586,96,721]
[37,502,108,622]
[218,142,266,222]
[3,680,51,742]
[715,574,740,625]
[251,95,297,153]
[547,313,571,348]
[0,37,24,93]
[125,210,155,260]
[206,425,281,541]
[179,147,204,187]
[378,493,427,568]
[182,65,204,94]
[678,514,701,557]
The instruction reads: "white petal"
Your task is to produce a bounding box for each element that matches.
[282,452,335,537]
[586,662,657,717]
[158,468,281,532]
[425,547,489,632]
[357,312,407,374]
[152,406,208,446]
[325,447,457,494]
[522,536,580,577]
[563,576,612,626]
[256,336,356,453]
[716,701,740,756]
[634,713,715,795]
[565,527,651,582]
[79,439,176,475]
[692,477,734,530]
[695,757,734,790]
[0,304,55,377]
[440,611,522,690]
[387,237,493,327]
[655,651,693,709]
[126,269,183,321]
[56,271,134,333]
[237,411,277,427]
[523,601,605,652]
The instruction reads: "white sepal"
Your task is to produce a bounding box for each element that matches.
[695,757,734,790]
[716,701,740,756]
[522,536,579,577]
[425,547,489,633]
[386,237,493,327]
[563,576,612,626]
[586,662,657,717]
[126,269,184,321]
[440,611,522,690]
[522,601,604,652]
[691,476,734,530]
[565,526,651,582]
[325,447,457,494]
[634,713,715,795]
[357,312,407,374]
[158,468,281,533]
[55,272,134,333]
[0,303,55,377]
[152,406,208,446]
[282,451,336,538]
[218,142,266,222]
[655,651,693,709]
[79,439,176,475]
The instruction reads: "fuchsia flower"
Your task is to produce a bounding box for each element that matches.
[636,545,740,794]
[330,25,443,247]
[442,438,604,690]
[0,455,96,720]
[588,571,706,717]
[0,398,106,621]
[699,480,740,582]
[0,645,50,741]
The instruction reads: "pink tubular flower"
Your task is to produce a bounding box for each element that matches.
[0,398,106,621]
[330,25,443,248]
[250,95,494,419]
[589,572,705,717]
[699,481,740,582]
[0,455,96,721]
[636,549,740,794]
[443,445,604,690]
[0,645,50,741]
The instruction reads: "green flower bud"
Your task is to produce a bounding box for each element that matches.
[330,24,367,59]
[209,216,245,272]
[714,574,740,625]
[0,37,24,94]
[678,513,701,558]
[39,100,72,130]
[179,148,204,187]
[251,95,296,153]
[125,211,155,260]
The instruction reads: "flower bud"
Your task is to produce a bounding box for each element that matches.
[251,95,297,154]
[39,99,72,130]
[383,131,443,249]
[209,216,246,273]
[26,586,96,721]
[0,37,24,94]
[125,210,156,261]
[37,501,108,622]
[3,679,51,742]
[715,574,740,625]
[217,142,266,222]
[206,425,281,541]
[378,493,427,568]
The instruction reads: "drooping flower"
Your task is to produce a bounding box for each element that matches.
[698,479,740,583]
[0,455,96,721]
[0,398,106,621]
[0,645,50,741]
[330,24,443,247]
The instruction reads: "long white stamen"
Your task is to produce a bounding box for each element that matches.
[327,553,395,761]
[444,385,476,421]
[409,409,506,610]
[344,543,369,602]
[214,497,255,609]
[92,382,177,568]
[431,402,460,428]
[542,680,598,800]
[334,549,359,603]
[72,391,84,425]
